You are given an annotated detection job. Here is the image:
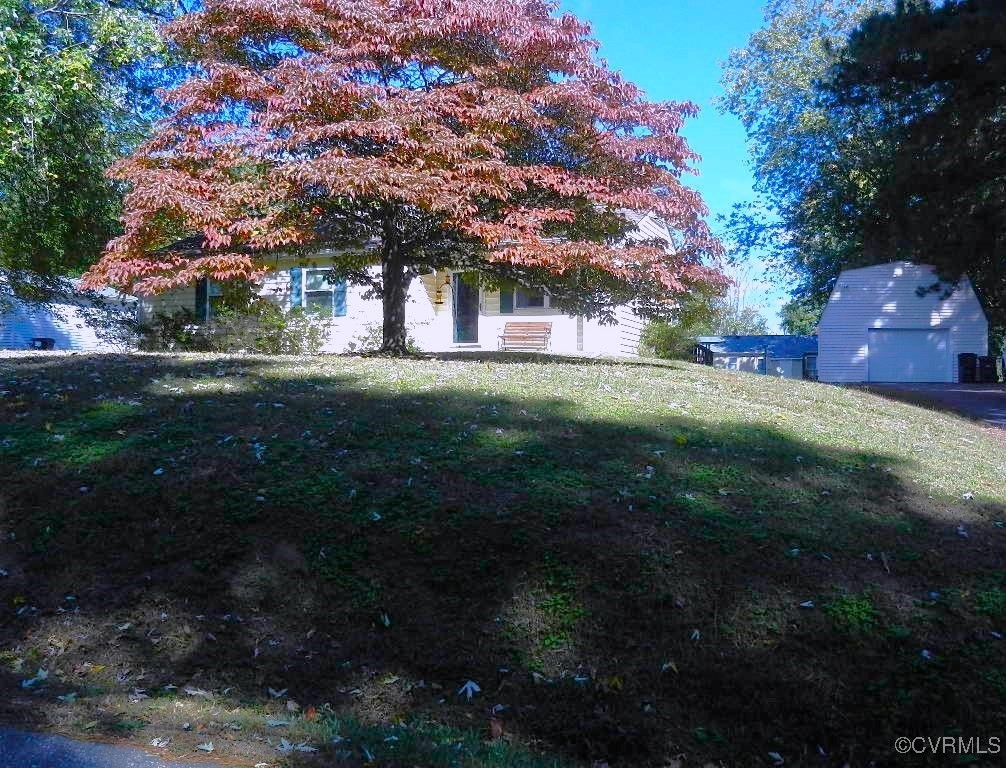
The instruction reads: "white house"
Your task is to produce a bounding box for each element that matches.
[136,213,675,357]
[138,261,646,356]
[817,262,989,383]
[0,281,137,353]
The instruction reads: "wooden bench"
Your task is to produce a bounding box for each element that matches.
[499,322,552,352]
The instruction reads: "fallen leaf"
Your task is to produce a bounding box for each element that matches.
[489,718,504,740]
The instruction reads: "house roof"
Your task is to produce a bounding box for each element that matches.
[696,335,818,359]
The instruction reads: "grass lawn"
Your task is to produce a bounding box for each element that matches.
[1,351,1005,767]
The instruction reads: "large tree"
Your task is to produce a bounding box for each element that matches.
[822,0,1006,336]
[719,0,892,305]
[82,0,723,353]
[0,0,171,302]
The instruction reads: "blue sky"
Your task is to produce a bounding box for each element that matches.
[561,0,788,330]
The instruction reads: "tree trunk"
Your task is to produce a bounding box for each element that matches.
[381,240,410,355]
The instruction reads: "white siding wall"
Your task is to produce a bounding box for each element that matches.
[137,264,642,356]
[137,285,196,322]
[478,289,641,357]
[625,213,674,246]
[0,300,134,352]
[818,262,989,383]
[478,288,578,352]
[577,306,643,357]
[138,263,437,353]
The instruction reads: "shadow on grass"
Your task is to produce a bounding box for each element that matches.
[0,354,1004,767]
[392,349,692,372]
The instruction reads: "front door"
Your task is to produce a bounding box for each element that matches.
[452,272,479,343]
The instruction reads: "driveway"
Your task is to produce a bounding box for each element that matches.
[868,383,1006,429]
[0,727,223,768]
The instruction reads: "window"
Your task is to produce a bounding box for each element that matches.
[207,281,225,318]
[500,285,548,313]
[291,267,347,316]
[305,269,335,313]
[196,278,225,321]
[515,287,545,309]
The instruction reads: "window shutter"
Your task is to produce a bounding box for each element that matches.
[333,279,347,317]
[195,278,208,321]
[289,267,303,308]
[499,287,514,314]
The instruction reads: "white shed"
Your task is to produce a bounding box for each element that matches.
[817,262,989,383]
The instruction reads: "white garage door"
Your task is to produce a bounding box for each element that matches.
[867,329,951,382]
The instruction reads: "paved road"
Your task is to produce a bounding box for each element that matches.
[870,383,1006,429]
[0,728,224,768]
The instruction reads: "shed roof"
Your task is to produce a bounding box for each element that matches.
[697,335,818,359]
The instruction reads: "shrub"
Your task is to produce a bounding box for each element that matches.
[139,308,211,352]
[140,298,329,354]
[346,321,424,354]
[640,319,696,360]
[208,301,329,354]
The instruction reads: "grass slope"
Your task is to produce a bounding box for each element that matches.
[0,352,1004,767]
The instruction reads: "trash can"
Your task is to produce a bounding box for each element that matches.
[958,353,977,383]
[30,337,55,350]
[978,355,997,383]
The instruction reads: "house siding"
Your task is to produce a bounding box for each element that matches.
[615,305,645,357]
[138,271,644,357]
[479,286,592,353]
[818,262,989,383]
[138,285,197,322]
[138,262,440,352]
[1,299,134,352]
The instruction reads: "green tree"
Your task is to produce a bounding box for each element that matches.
[719,0,893,305]
[779,296,822,334]
[0,0,168,301]
[642,277,771,359]
[641,286,721,359]
[822,0,1006,332]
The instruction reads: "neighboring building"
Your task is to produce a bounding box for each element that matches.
[136,213,674,357]
[694,335,818,379]
[817,262,989,383]
[0,281,137,352]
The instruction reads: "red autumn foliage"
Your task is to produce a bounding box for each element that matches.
[83,0,724,350]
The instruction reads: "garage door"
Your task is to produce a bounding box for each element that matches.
[867,329,951,382]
